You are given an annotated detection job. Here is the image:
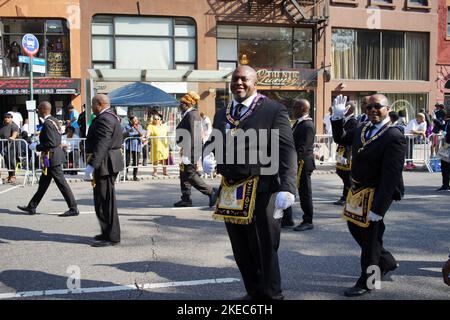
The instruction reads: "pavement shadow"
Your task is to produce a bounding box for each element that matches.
[100,260,239,283]
[0,225,92,245]
[126,214,225,231]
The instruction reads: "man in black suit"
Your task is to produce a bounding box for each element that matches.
[281,99,316,232]
[174,91,218,207]
[84,94,124,247]
[356,95,370,126]
[334,101,357,206]
[17,101,79,217]
[331,94,405,297]
[203,66,297,300]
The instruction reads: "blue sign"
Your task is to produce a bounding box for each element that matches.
[21,34,39,56]
[18,55,46,66]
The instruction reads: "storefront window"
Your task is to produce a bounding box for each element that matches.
[0,18,70,78]
[91,15,197,70]
[332,28,429,81]
[217,25,314,70]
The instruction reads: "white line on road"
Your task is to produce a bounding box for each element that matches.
[418,268,442,273]
[43,211,95,216]
[0,186,20,194]
[171,206,208,210]
[0,277,240,299]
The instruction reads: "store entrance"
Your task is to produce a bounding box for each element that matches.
[0,94,73,124]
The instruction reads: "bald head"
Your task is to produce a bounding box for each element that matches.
[369,94,389,107]
[92,94,110,115]
[231,66,258,102]
[38,101,52,117]
[293,99,310,118]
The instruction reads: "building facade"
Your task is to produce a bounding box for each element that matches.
[437,0,450,107]
[326,0,437,125]
[0,0,82,121]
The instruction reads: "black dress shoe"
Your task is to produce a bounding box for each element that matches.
[58,209,80,217]
[133,176,140,181]
[91,240,120,247]
[333,198,346,205]
[382,263,399,278]
[17,205,37,215]
[94,234,107,241]
[209,188,219,207]
[436,186,450,191]
[344,286,370,297]
[174,199,192,207]
[293,222,314,232]
[281,220,295,228]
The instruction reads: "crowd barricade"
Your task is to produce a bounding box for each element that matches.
[404,133,430,166]
[31,138,87,185]
[122,135,180,182]
[0,138,31,186]
[314,134,336,164]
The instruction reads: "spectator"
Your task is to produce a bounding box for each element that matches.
[397,109,407,127]
[61,126,80,175]
[8,106,23,128]
[123,116,145,181]
[147,113,169,176]
[77,104,86,138]
[405,113,427,170]
[200,112,212,144]
[419,108,433,138]
[0,112,20,184]
[323,106,332,135]
[67,105,80,136]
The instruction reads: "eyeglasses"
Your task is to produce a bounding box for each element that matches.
[366,103,388,111]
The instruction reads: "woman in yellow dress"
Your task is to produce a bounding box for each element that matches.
[147,114,169,176]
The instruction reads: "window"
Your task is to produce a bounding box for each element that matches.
[91,16,196,70]
[332,29,429,81]
[407,0,428,6]
[448,8,450,37]
[217,25,314,70]
[0,18,70,78]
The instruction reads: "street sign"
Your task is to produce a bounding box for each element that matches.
[21,34,39,56]
[18,55,45,65]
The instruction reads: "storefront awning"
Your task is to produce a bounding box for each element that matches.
[0,78,81,95]
[87,69,233,83]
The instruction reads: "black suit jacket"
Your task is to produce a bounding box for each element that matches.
[337,116,357,163]
[292,118,316,171]
[206,97,297,195]
[36,116,64,167]
[176,108,203,163]
[331,119,406,217]
[86,109,124,177]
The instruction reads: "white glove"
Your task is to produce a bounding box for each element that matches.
[84,164,94,181]
[181,156,191,165]
[275,192,295,210]
[368,211,383,222]
[331,94,348,120]
[29,142,38,151]
[202,153,216,175]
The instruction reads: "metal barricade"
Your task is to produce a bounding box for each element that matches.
[314,134,336,164]
[0,138,31,186]
[122,135,179,182]
[404,133,429,166]
[31,138,87,184]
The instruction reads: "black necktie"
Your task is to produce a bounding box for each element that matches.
[292,120,299,131]
[234,103,244,118]
[366,125,377,139]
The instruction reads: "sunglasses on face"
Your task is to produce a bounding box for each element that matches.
[366,103,387,111]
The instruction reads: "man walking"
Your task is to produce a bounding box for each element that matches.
[203,66,297,300]
[17,101,79,217]
[331,94,405,297]
[84,94,124,247]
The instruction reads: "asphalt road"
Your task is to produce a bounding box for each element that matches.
[0,171,449,300]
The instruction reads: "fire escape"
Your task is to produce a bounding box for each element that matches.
[282,0,329,30]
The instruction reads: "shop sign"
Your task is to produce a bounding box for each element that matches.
[0,78,81,95]
[256,68,318,88]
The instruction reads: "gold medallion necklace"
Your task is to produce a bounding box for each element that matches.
[226,95,264,136]
[358,122,391,153]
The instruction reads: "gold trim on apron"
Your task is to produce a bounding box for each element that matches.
[342,186,375,228]
[296,159,304,189]
[213,176,259,225]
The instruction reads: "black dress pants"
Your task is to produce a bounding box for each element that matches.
[125,150,140,178]
[179,163,212,201]
[347,220,397,289]
[336,169,351,200]
[299,167,314,224]
[441,160,450,187]
[225,192,282,300]
[93,173,120,243]
[29,165,77,210]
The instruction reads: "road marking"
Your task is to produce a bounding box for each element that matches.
[0,186,20,194]
[172,206,208,210]
[0,277,240,299]
[418,267,442,273]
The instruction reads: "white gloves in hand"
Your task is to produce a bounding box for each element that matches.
[84,164,94,181]
[29,142,38,151]
[273,192,295,219]
[368,211,383,222]
[332,94,348,120]
[202,153,216,174]
[181,156,191,165]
